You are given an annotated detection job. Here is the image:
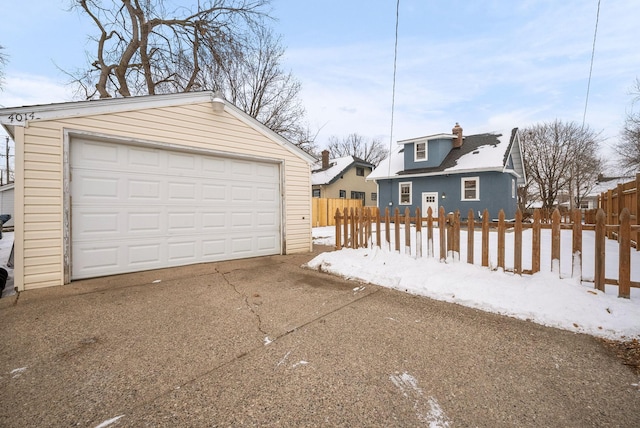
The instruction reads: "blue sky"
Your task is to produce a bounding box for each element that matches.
[2,0,639,163]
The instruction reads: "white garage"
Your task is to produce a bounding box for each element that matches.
[0,92,315,290]
[71,138,282,279]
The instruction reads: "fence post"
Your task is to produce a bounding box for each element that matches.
[572,209,582,281]
[376,207,382,249]
[335,208,342,250]
[343,207,349,248]
[427,207,434,258]
[454,210,461,260]
[551,208,561,275]
[352,207,358,249]
[481,209,489,267]
[416,207,422,258]
[446,212,454,260]
[394,208,401,252]
[619,208,631,298]
[404,207,411,255]
[439,206,446,261]
[514,209,522,275]
[497,210,505,270]
[385,207,391,251]
[467,209,474,265]
[594,209,606,292]
[532,209,541,273]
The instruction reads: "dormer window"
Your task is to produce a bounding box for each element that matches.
[415,142,427,161]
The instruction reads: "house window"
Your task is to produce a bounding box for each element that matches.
[351,191,365,201]
[415,142,427,161]
[356,167,365,176]
[312,189,321,198]
[511,179,516,199]
[371,192,377,202]
[399,182,412,205]
[339,190,346,198]
[461,177,479,201]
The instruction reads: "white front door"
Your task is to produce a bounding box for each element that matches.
[422,192,438,218]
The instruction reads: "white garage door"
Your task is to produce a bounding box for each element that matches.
[71,138,281,280]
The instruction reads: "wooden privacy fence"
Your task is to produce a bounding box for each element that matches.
[597,173,640,247]
[312,197,363,227]
[335,206,640,299]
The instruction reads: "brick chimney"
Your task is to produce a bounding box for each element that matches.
[452,123,463,148]
[321,150,330,169]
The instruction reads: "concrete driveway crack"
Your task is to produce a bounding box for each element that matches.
[216,268,268,339]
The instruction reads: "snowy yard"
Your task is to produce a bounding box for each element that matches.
[309,226,640,341]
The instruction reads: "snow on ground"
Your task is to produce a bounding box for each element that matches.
[308,226,640,341]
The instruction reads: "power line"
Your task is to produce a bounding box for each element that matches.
[387,0,400,178]
[582,0,601,128]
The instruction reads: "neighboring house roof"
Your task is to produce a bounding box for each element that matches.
[586,176,636,198]
[0,91,316,165]
[311,155,374,185]
[368,128,523,181]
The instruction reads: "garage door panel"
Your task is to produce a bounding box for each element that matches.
[71,138,281,280]
[128,211,162,233]
[167,240,197,262]
[168,181,197,200]
[128,243,162,265]
[128,179,162,200]
[128,147,161,170]
[167,212,196,232]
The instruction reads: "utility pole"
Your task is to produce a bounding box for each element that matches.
[5,136,9,185]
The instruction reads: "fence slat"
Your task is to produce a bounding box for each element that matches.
[514,209,522,275]
[532,209,541,273]
[497,210,505,270]
[416,207,422,259]
[481,209,489,267]
[595,209,606,292]
[404,207,411,255]
[572,209,582,280]
[334,208,342,250]
[439,207,446,261]
[427,207,434,258]
[385,207,391,251]
[551,208,561,275]
[394,208,400,252]
[619,208,631,298]
[343,207,349,248]
[467,209,474,265]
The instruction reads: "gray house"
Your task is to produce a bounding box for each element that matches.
[367,124,526,219]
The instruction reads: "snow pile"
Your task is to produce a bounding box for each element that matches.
[308,227,640,340]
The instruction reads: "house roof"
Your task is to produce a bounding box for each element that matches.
[368,128,522,181]
[0,91,316,164]
[311,155,374,185]
[586,176,636,197]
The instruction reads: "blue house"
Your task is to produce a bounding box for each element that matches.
[367,124,526,220]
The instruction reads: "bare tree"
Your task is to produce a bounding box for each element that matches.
[70,1,311,152]
[615,78,640,174]
[71,0,270,98]
[215,27,306,145]
[521,120,602,211]
[327,133,388,167]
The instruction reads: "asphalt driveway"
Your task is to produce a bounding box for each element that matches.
[1,246,639,427]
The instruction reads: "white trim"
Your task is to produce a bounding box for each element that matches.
[414,141,428,162]
[399,181,412,205]
[0,91,317,165]
[397,133,457,145]
[461,176,480,201]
